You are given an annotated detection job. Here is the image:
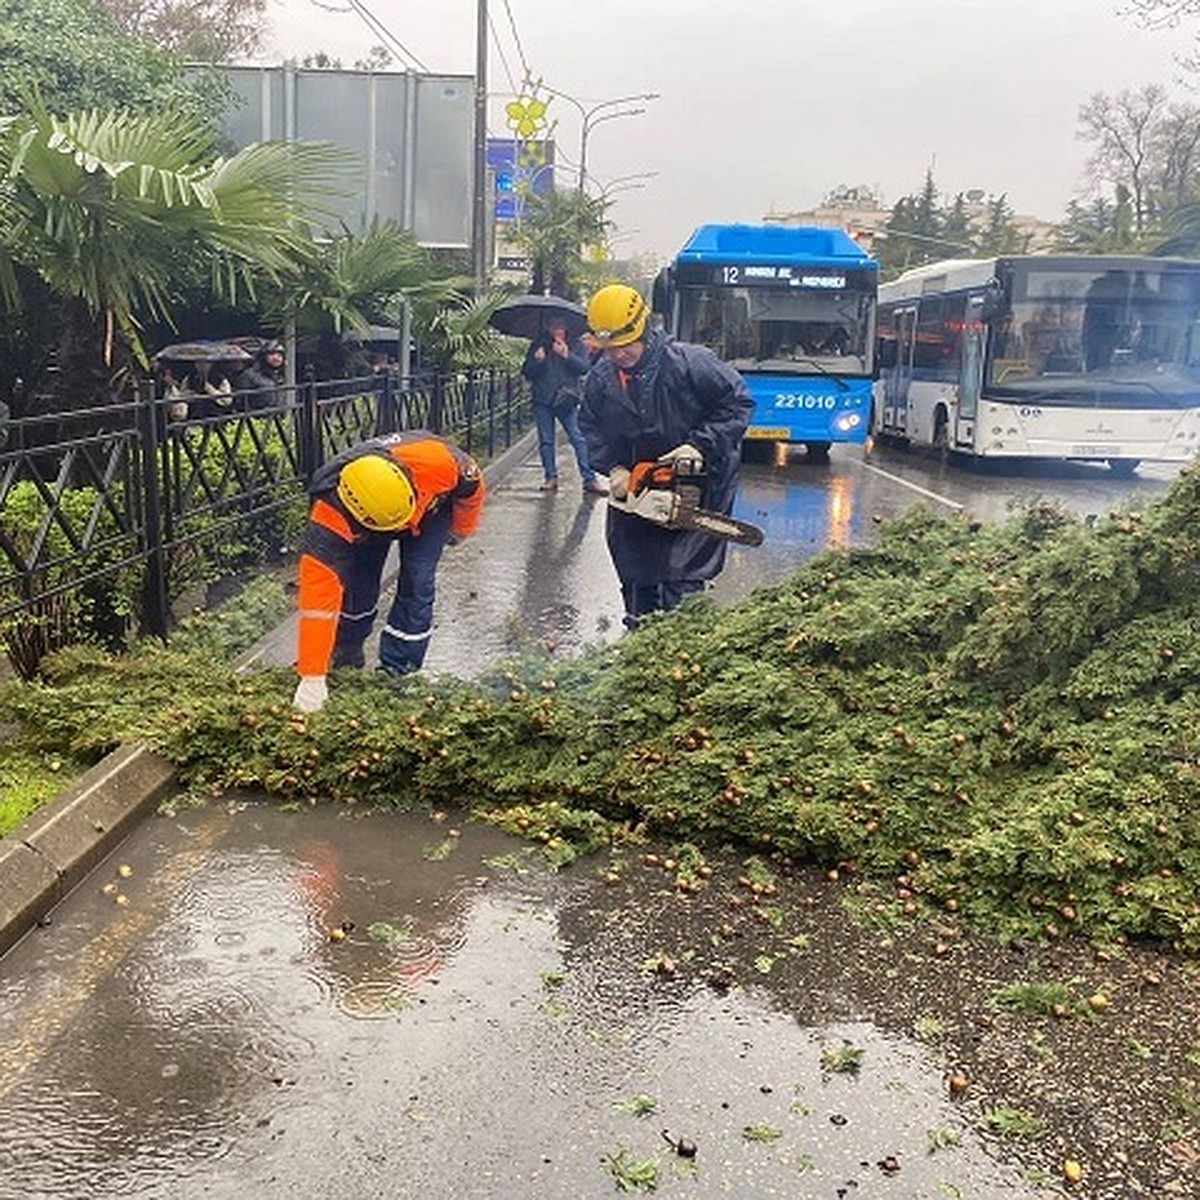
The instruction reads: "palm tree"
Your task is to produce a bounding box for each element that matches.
[0,97,356,403]
[267,222,518,376]
[509,187,612,299]
[416,290,522,373]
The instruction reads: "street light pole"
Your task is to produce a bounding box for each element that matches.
[538,85,660,195]
[578,107,648,194]
[593,171,659,199]
[471,0,489,293]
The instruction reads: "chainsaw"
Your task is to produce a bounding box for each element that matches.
[608,457,765,546]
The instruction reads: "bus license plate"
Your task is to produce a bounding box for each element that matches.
[746,428,790,440]
[1072,445,1119,457]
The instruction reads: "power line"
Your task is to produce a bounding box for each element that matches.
[499,0,532,83]
[344,0,430,71]
[487,10,518,95]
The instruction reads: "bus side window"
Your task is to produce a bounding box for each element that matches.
[1187,318,1200,367]
[914,296,946,376]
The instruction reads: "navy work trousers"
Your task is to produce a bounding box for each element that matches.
[331,504,453,675]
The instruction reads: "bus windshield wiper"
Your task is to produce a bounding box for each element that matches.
[787,356,850,391]
[1003,377,1165,404]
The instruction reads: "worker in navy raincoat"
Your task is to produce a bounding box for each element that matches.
[579,283,753,626]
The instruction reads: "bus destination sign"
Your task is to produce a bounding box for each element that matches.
[676,262,872,290]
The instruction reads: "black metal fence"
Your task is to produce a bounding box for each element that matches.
[0,369,531,668]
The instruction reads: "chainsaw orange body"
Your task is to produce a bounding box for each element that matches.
[608,458,764,546]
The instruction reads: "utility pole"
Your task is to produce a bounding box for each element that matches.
[472,0,489,293]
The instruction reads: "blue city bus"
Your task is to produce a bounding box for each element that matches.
[652,224,878,459]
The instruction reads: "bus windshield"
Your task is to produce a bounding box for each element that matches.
[676,284,874,376]
[988,265,1200,392]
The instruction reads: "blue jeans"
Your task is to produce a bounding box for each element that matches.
[535,402,596,485]
[330,504,453,675]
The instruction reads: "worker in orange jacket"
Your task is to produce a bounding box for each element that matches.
[292,432,485,712]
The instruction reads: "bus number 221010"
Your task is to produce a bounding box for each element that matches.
[774,394,837,409]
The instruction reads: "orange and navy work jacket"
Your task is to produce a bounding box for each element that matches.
[296,433,485,677]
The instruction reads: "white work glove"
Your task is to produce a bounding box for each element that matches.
[609,466,632,500]
[657,442,704,469]
[292,675,329,713]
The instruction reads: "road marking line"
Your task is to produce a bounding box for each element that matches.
[855,460,965,510]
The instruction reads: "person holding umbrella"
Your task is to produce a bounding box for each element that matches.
[521,317,606,495]
[152,341,253,421]
[491,295,606,495]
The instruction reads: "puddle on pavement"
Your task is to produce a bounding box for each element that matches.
[0,802,1081,1200]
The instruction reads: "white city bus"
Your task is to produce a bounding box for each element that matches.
[873,255,1200,473]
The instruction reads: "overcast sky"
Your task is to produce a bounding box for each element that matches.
[260,0,1198,260]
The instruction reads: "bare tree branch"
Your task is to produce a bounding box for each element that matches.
[97,0,268,61]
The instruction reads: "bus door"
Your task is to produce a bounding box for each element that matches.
[955,294,986,449]
[883,306,917,434]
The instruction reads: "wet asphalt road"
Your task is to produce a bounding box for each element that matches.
[0,440,1189,1199]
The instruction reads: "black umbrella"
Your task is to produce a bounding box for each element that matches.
[489,295,588,341]
[342,325,403,345]
[153,340,254,364]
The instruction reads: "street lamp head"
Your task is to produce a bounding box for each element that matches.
[589,107,646,129]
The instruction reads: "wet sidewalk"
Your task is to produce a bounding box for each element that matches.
[244,433,626,680]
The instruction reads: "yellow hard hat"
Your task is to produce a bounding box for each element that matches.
[587,284,649,348]
[337,454,416,531]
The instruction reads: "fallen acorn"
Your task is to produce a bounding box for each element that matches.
[661,1130,697,1158]
[1063,1159,1084,1185]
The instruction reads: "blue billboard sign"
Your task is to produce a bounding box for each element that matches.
[488,138,555,222]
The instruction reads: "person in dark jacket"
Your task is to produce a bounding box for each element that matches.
[236,340,286,409]
[521,318,606,495]
[579,283,753,627]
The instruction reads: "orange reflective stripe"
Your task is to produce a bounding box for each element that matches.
[311,497,354,541]
[297,553,344,676]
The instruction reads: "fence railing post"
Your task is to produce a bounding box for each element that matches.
[299,366,319,481]
[378,370,396,436]
[430,374,445,435]
[504,372,514,451]
[136,377,170,640]
[463,372,477,457]
[484,368,496,458]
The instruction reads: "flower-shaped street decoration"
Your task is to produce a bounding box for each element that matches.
[505,94,549,139]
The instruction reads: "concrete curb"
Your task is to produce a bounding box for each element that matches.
[0,745,176,956]
[0,430,538,959]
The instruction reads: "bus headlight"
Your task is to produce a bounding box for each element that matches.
[834,413,862,432]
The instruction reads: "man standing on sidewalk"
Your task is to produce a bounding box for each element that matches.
[291,432,485,713]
